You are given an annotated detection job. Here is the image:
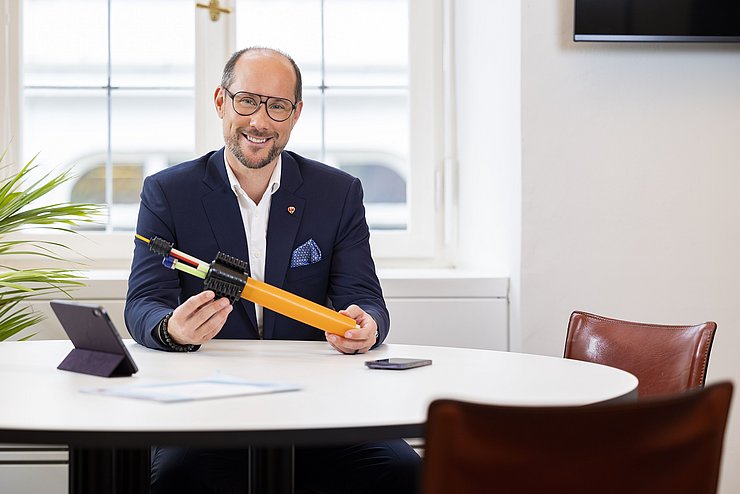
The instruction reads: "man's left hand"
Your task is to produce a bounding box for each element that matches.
[326,304,378,354]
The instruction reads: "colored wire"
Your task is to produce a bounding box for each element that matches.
[169,250,201,268]
[173,259,207,279]
[135,233,208,270]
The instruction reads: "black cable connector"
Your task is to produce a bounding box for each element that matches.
[213,252,249,275]
[149,236,174,257]
[203,252,250,304]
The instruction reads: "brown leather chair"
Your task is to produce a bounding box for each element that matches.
[564,311,717,397]
[423,382,733,494]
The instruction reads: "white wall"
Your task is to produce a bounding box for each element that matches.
[453,0,521,344]
[454,0,520,277]
[519,1,740,493]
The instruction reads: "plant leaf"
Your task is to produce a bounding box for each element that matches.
[0,149,100,340]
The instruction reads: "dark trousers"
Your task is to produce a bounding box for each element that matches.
[151,440,421,494]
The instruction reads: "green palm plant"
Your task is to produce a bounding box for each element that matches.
[0,149,101,341]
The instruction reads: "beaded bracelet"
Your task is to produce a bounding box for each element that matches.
[158,312,197,352]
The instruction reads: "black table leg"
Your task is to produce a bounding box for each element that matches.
[69,446,150,494]
[70,444,292,493]
[249,446,294,494]
[114,448,151,493]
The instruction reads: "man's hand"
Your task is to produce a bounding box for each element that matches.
[167,291,233,345]
[325,304,378,354]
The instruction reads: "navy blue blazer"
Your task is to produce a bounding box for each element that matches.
[124,148,390,351]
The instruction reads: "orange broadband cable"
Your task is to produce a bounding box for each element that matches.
[242,278,359,336]
[136,234,358,336]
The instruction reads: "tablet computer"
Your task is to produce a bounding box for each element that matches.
[51,300,138,377]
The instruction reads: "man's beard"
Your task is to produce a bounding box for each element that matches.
[226,133,283,170]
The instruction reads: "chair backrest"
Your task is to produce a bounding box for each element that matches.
[423,382,733,494]
[564,311,717,397]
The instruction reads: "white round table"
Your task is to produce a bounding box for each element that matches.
[0,340,638,493]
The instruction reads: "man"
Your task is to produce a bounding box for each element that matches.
[125,47,420,493]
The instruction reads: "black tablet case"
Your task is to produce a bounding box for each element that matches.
[51,301,138,377]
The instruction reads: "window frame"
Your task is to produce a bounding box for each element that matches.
[1,0,448,269]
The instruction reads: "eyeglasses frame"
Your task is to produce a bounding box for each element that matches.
[222,87,297,122]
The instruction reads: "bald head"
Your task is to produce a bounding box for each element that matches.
[221,47,303,103]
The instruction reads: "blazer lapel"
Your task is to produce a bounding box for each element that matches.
[262,152,305,339]
[201,148,258,333]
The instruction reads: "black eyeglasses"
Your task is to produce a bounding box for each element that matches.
[223,88,296,122]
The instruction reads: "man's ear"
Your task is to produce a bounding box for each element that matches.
[214,87,225,118]
[292,100,304,125]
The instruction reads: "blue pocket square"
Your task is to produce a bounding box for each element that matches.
[290,239,322,268]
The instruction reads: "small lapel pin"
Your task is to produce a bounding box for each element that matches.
[287,206,296,214]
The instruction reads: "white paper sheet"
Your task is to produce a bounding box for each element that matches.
[81,375,301,403]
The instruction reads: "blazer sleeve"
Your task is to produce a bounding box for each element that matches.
[124,174,181,350]
[327,177,390,346]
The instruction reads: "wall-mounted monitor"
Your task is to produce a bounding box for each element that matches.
[574,0,740,42]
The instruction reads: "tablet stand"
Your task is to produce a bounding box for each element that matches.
[57,348,134,377]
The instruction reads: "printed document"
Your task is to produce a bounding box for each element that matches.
[81,375,300,403]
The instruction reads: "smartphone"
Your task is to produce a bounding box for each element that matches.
[365,358,432,370]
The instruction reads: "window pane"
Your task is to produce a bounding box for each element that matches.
[110,0,195,88]
[235,0,323,87]
[108,89,195,230]
[111,89,195,156]
[71,164,142,204]
[287,88,323,154]
[22,88,108,222]
[324,89,409,231]
[22,0,196,232]
[324,0,408,87]
[22,88,108,175]
[23,0,108,87]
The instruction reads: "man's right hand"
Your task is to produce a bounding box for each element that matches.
[167,290,233,345]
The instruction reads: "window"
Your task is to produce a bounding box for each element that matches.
[21,0,195,232]
[3,0,443,267]
[235,0,410,233]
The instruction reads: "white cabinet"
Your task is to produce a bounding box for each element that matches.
[381,273,508,350]
[23,270,511,349]
[0,446,67,494]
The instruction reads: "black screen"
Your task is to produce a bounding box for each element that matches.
[575,0,740,41]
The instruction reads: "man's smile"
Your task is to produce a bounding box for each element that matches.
[242,132,273,145]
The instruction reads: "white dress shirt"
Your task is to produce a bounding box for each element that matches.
[224,155,282,337]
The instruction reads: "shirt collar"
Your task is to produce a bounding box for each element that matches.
[224,153,282,199]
